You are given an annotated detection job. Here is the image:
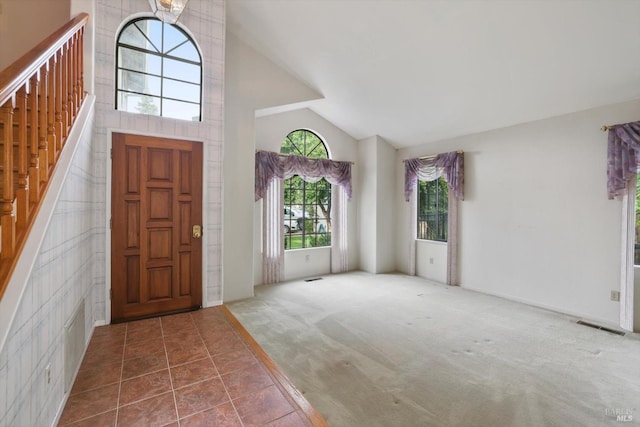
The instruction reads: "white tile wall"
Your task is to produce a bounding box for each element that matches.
[91,0,225,311]
[0,1,225,425]
[0,106,98,426]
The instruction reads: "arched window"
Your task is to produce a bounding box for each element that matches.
[116,18,202,121]
[280,130,331,249]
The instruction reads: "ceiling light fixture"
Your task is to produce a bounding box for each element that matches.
[148,0,189,24]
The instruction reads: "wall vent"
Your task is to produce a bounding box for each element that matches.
[64,299,86,392]
[576,320,625,336]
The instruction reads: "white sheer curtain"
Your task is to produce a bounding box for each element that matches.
[408,191,418,276]
[257,151,352,284]
[262,179,284,284]
[446,189,459,285]
[331,185,348,273]
[262,179,349,283]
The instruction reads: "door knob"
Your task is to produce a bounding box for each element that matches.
[192,225,202,239]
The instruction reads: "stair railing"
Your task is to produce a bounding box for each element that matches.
[0,13,89,299]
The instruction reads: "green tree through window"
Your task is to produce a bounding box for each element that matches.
[281,130,331,250]
[417,177,448,241]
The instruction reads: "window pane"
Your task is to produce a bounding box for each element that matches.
[119,47,161,75]
[163,24,187,53]
[116,18,201,122]
[417,177,448,242]
[119,22,159,52]
[169,42,200,63]
[280,130,331,250]
[162,99,200,121]
[135,20,163,51]
[163,57,200,83]
[117,92,160,116]
[163,78,200,103]
[118,70,161,96]
[308,141,327,158]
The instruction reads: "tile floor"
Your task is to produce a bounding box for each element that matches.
[58,306,319,426]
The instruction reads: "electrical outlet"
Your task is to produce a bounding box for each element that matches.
[45,364,51,385]
[429,258,434,265]
[610,291,620,302]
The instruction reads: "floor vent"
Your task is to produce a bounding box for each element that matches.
[576,320,625,336]
[64,299,86,392]
[304,277,323,282]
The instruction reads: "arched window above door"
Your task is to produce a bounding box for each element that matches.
[115,17,202,121]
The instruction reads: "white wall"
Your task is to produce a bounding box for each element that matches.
[93,0,226,313]
[357,135,396,274]
[634,266,640,332]
[0,0,70,70]
[0,100,98,427]
[416,240,447,283]
[358,137,377,273]
[376,137,396,273]
[253,108,359,283]
[396,99,640,326]
[225,34,324,295]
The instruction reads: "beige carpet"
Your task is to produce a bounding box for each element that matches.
[227,271,640,427]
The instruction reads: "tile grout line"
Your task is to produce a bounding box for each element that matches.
[61,309,323,426]
[196,312,246,427]
[113,323,127,427]
[161,317,181,426]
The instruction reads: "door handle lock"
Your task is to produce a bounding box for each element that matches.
[192,225,202,239]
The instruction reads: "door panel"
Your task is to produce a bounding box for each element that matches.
[111,133,202,322]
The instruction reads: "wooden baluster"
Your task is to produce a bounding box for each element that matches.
[28,72,40,203]
[47,55,57,167]
[0,13,88,298]
[78,27,84,104]
[55,49,66,151]
[15,85,29,228]
[60,43,69,141]
[61,40,73,139]
[69,35,77,124]
[39,62,50,182]
[1,98,16,259]
[74,32,80,111]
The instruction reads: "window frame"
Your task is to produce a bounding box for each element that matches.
[417,176,448,242]
[115,17,202,121]
[281,130,332,251]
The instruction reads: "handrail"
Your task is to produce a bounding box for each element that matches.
[0,13,88,300]
[0,14,88,107]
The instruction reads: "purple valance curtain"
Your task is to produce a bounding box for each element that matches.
[255,151,352,201]
[404,151,464,201]
[607,121,640,199]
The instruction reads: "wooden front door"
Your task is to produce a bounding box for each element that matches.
[111,133,202,322]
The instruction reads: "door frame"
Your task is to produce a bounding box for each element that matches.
[105,129,208,324]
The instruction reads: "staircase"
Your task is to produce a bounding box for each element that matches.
[0,13,89,299]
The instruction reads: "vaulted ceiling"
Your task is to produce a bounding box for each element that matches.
[226,0,640,148]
